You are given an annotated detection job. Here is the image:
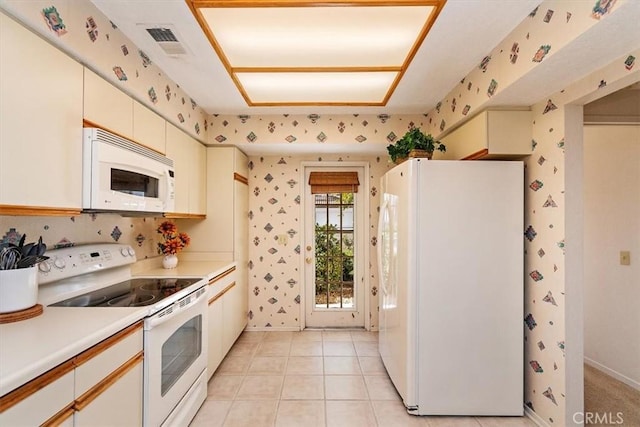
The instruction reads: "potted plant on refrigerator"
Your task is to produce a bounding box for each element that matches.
[387,127,446,164]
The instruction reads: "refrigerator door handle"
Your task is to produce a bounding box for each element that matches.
[377,198,388,296]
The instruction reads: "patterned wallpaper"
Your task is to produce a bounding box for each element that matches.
[246,155,392,331]
[0,0,208,142]
[208,113,431,152]
[0,214,163,261]
[523,50,639,426]
[414,0,632,139]
[0,0,637,425]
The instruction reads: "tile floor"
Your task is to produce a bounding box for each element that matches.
[190,330,536,427]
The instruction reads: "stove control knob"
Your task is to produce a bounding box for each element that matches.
[120,247,129,257]
[54,258,66,270]
[127,247,135,257]
[38,261,51,273]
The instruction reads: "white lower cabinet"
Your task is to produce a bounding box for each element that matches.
[207,291,224,378]
[74,363,143,427]
[0,369,74,426]
[0,323,143,427]
[74,324,143,426]
[206,266,245,379]
[222,281,244,355]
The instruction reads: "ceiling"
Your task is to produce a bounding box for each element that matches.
[90,0,640,119]
[91,0,541,115]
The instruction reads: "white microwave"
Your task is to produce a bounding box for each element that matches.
[82,128,175,213]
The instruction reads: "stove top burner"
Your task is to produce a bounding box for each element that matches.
[50,277,202,308]
[107,293,156,307]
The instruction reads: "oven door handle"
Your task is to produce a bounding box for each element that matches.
[145,287,205,330]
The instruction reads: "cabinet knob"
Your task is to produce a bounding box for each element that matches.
[306,246,312,251]
[305,257,313,264]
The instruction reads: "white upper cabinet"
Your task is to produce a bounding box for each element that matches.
[133,99,166,154]
[180,147,248,256]
[83,67,133,139]
[0,12,83,213]
[165,122,206,216]
[436,110,533,160]
[190,141,207,215]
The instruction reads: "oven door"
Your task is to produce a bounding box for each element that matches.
[143,287,207,427]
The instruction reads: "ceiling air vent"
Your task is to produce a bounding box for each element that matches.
[145,26,187,56]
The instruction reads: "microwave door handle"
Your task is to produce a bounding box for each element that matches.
[164,168,175,208]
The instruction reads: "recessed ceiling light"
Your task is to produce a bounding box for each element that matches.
[187,0,446,106]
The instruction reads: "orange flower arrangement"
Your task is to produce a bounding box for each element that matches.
[157,221,190,255]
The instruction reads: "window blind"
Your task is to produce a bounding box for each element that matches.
[308,171,359,194]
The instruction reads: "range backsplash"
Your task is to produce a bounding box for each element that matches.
[0,213,162,260]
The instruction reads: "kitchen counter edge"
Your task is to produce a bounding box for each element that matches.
[0,259,236,397]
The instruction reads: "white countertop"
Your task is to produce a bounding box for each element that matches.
[133,261,236,281]
[0,306,146,396]
[0,259,235,397]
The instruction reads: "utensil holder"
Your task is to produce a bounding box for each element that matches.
[0,266,38,313]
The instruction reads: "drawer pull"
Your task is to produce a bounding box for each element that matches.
[208,281,236,305]
[41,403,75,427]
[208,266,236,285]
[74,351,143,411]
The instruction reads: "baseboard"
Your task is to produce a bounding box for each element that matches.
[525,405,551,427]
[243,326,301,332]
[584,357,640,391]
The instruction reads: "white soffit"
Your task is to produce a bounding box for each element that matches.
[188,1,445,106]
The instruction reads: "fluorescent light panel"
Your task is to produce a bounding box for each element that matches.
[200,6,434,68]
[236,71,399,103]
[189,1,444,106]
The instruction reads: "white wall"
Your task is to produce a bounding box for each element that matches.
[583,124,640,389]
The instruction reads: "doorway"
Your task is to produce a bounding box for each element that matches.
[581,89,640,425]
[302,163,369,329]
[563,75,640,426]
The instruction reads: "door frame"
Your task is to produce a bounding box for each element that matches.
[563,72,639,426]
[299,161,370,331]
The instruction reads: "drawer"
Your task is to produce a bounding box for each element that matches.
[0,368,74,426]
[207,266,237,302]
[74,323,143,397]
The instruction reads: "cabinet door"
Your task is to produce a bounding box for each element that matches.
[222,282,244,353]
[207,294,224,379]
[74,361,143,427]
[189,138,207,215]
[0,13,83,209]
[74,325,143,427]
[83,67,133,139]
[438,111,487,160]
[0,370,74,426]
[133,99,166,154]
[437,110,532,160]
[165,123,191,214]
[234,180,249,332]
[74,328,143,396]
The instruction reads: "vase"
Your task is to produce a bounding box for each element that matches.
[162,254,178,269]
[0,266,38,313]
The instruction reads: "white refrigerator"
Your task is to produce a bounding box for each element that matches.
[378,159,523,416]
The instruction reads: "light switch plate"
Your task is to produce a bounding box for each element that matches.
[620,251,631,266]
